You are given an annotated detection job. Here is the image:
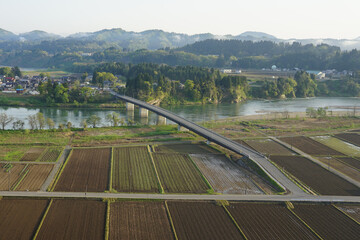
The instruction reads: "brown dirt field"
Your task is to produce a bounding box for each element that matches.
[227,202,317,240]
[20,147,46,161]
[36,199,106,240]
[191,154,263,194]
[280,136,345,156]
[292,204,360,240]
[245,139,296,155]
[0,164,26,190]
[0,199,48,240]
[335,133,360,146]
[167,201,244,240]
[337,205,360,223]
[16,164,54,191]
[336,157,360,170]
[54,148,111,192]
[110,201,174,240]
[316,157,360,183]
[270,155,360,196]
[39,148,62,162]
[154,143,219,154]
[234,139,255,150]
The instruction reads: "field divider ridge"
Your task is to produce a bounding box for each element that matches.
[222,202,248,240]
[32,199,54,240]
[54,146,66,162]
[286,204,323,240]
[109,147,114,192]
[104,200,111,240]
[12,168,30,191]
[187,154,214,194]
[49,149,73,192]
[147,146,165,194]
[36,147,48,162]
[332,204,360,225]
[164,201,179,240]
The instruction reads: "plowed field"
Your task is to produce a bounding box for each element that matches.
[54,148,111,192]
[112,146,159,193]
[280,136,344,156]
[270,155,360,196]
[335,133,360,146]
[153,153,210,193]
[0,164,25,190]
[36,199,106,240]
[245,139,296,155]
[292,204,360,240]
[155,143,218,154]
[191,154,262,194]
[227,202,317,240]
[167,201,244,240]
[337,205,360,222]
[0,199,48,240]
[110,201,174,240]
[17,164,54,191]
[20,147,46,161]
[39,148,63,162]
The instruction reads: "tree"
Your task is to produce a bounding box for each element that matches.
[81,120,88,129]
[81,72,88,81]
[0,113,14,130]
[12,120,24,130]
[36,112,46,130]
[11,66,22,77]
[46,118,55,129]
[87,115,101,128]
[66,122,72,129]
[106,112,121,127]
[294,71,317,97]
[27,114,37,130]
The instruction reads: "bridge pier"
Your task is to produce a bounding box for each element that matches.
[157,115,167,125]
[178,124,189,132]
[126,102,134,111]
[139,107,149,118]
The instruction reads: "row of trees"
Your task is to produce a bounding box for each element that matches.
[0,112,129,130]
[0,66,22,77]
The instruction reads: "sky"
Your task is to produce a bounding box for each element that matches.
[2,0,360,39]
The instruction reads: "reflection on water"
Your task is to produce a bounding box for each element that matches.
[0,97,359,129]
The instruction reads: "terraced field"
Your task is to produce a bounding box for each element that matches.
[227,202,317,240]
[110,201,174,240]
[292,204,360,240]
[245,139,296,155]
[167,201,244,240]
[0,199,48,240]
[270,155,360,196]
[112,146,159,193]
[54,148,111,192]
[191,154,262,194]
[153,153,210,193]
[36,199,106,240]
[280,136,344,156]
[335,133,360,146]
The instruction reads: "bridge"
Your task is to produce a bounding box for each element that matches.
[109,91,305,195]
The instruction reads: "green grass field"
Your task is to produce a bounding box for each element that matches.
[312,136,360,157]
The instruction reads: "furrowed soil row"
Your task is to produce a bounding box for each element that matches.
[335,133,360,147]
[20,147,47,161]
[336,205,360,223]
[154,143,219,154]
[167,201,245,240]
[16,164,54,191]
[227,202,318,240]
[54,148,111,192]
[245,139,296,155]
[0,199,48,240]
[112,146,159,193]
[152,153,210,193]
[280,136,345,156]
[291,204,360,240]
[270,155,360,196]
[39,147,63,162]
[191,154,263,194]
[0,163,26,190]
[35,199,106,240]
[110,201,174,240]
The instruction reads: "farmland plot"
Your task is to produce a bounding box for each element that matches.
[336,157,360,171]
[54,148,111,192]
[280,136,344,156]
[39,147,63,162]
[36,199,106,240]
[313,136,360,157]
[292,204,360,240]
[245,139,296,155]
[153,153,210,193]
[16,164,54,191]
[191,154,262,194]
[0,163,26,190]
[155,143,219,154]
[227,203,317,240]
[270,155,360,196]
[335,133,360,146]
[110,201,174,240]
[337,205,360,222]
[0,199,48,240]
[167,201,244,240]
[316,156,360,183]
[0,145,30,161]
[20,147,46,161]
[112,146,159,193]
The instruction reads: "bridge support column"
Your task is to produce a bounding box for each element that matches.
[178,124,189,132]
[157,115,167,125]
[139,107,149,118]
[126,102,134,111]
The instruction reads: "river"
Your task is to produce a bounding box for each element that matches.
[0,97,359,129]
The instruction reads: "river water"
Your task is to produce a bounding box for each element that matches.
[0,97,359,129]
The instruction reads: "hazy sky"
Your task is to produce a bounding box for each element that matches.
[2,0,360,39]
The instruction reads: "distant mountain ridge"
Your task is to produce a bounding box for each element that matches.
[0,27,360,50]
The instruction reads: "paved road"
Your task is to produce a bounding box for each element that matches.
[1,191,359,203]
[110,91,305,195]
